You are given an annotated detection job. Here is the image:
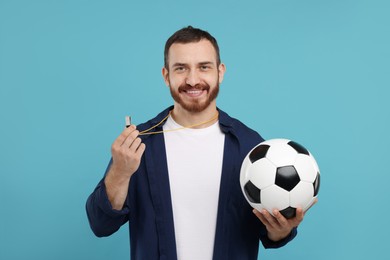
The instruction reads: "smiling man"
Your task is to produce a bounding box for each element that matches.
[86,26,306,260]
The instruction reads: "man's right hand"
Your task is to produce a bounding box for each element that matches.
[104,125,146,210]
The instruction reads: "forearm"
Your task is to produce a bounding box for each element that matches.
[104,167,131,210]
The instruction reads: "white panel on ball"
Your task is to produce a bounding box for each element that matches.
[239,156,252,185]
[289,181,314,208]
[261,185,290,213]
[266,143,297,166]
[249,158,277,190]
[294,154,318,183]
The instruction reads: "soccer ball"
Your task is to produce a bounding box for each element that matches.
[240,139,320,219]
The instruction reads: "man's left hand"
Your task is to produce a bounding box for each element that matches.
[253,199,317,242]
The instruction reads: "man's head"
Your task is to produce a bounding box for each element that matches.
[163,26,225,113]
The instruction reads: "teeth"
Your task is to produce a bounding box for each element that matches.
[187,90,202,94]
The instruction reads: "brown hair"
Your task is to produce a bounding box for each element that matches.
[164,26,221,69]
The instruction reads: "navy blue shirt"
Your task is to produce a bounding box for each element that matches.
[86,107,297,260]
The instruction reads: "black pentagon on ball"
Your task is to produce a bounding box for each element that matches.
[313,172,320,196]
[280,207,296,219]
[249,144,270,163]
[275,166,300,191]
[244,180,261,203]
[288,141,309,155]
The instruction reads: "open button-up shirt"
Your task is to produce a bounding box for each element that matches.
[86,107,297,260]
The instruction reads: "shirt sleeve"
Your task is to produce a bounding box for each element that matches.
[260,227,298,249]
[86,172,130,237]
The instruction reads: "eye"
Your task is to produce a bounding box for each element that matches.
[200,65,211,71]
[174,66,186,72]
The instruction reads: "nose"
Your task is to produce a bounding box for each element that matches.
[185,70,201,87]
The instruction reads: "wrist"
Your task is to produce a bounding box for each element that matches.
[267,230,291,242]
[106,166,131,184]
[104,167,132,210]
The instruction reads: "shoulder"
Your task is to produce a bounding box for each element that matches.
[218,108,264,152]
[136,107,172,139]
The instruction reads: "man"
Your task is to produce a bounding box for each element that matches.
[86,26,309,260]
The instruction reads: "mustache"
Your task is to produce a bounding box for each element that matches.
[178,83,210,92]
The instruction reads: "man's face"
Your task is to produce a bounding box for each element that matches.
[162,39,225,113]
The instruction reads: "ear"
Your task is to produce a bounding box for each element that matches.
[161,67,169,87]
[162,67,170,86]
[218,63,226,84]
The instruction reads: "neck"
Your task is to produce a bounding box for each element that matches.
[171,104,218,129]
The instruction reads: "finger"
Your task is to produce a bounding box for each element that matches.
[295,207,304,222]
[273,210,288,226]
[122,129,140,148]
[261,209,279,227]
[252,209,262,219]
[253,209,270,226]
[135,143,146,157]
[285,207,304,227]
[129,137,142,153]
[113,125,137,147]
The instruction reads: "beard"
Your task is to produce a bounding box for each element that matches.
[169,80,220,113]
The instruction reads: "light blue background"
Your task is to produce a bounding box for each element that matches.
[1,0,389,259]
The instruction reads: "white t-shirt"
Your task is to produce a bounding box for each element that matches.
[163,115,225,260]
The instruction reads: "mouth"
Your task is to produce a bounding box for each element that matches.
[183,88,205,97]
[179,84,210,98]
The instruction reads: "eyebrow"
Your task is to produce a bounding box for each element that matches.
[172,63,187,68]
[199,61,214,66]
[171,61,215,67]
